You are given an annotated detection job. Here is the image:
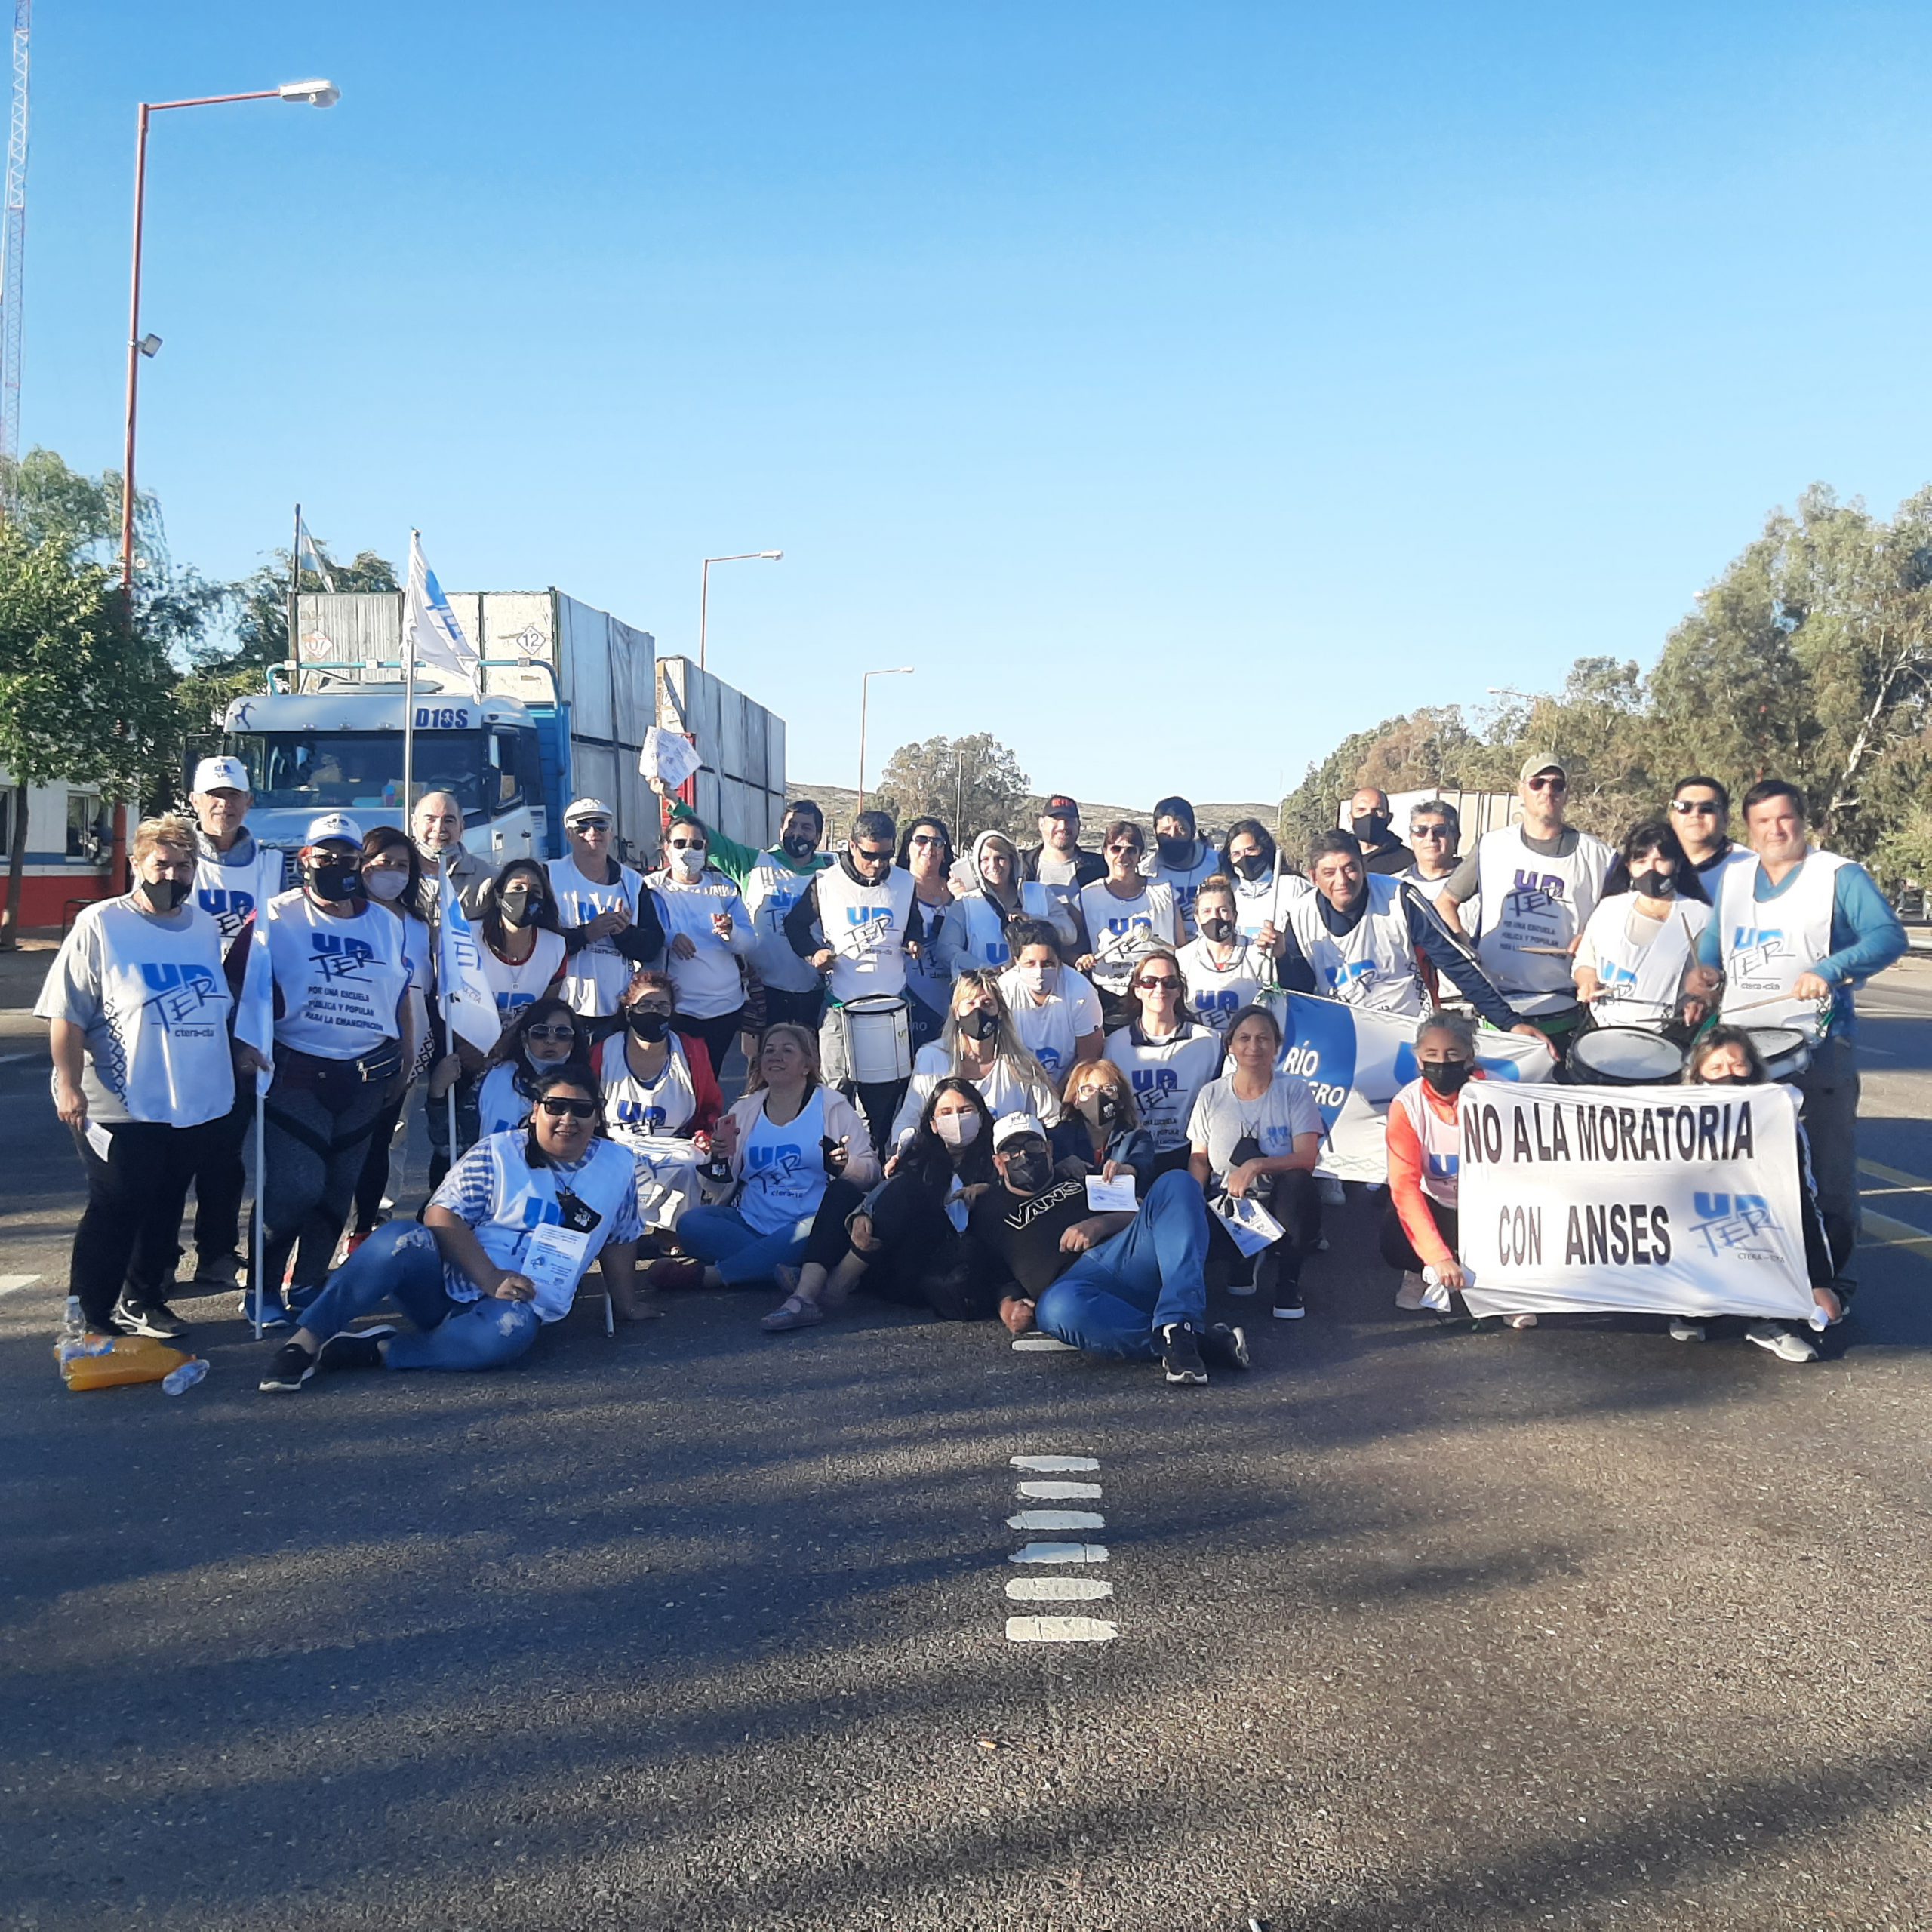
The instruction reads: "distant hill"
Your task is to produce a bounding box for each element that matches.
[792,783,1279,843]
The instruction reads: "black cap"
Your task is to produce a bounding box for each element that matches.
[1041,795,1078,817]
[1153,795,1195,829]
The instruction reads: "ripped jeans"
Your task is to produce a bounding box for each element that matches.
[294,1220,543,1371]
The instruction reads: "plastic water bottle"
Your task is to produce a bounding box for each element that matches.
[161,1358,208,1396]
[58,1295,84,1346]
[1419,1266,1454,1312]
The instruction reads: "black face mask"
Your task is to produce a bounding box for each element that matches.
[1700,1072,1752,1086]
[1233,853,1271,882]
[1075,1090,1120,1128]
[1201,913,1234,943]
[1352,812,1392,843]
[1422,1060,1471,1097]
[1003,1149,1052,1194]
[306,860,363,902]
[1633,868,1677,900]
[625,1008,672,1043]
[1155,835,1193,866]
[782,832,819,862]
[140,875,191,912]
[499,888,534,926]
[958,1007,1000,1042]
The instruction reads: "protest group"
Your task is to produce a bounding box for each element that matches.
[35,744,1906,1393]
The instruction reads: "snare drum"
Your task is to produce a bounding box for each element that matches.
[1745,1026,1812,1082]
[836,994,912,1085]
[1566,1025,1687,1087]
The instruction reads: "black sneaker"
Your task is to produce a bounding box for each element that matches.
[1200,1321,1251,1371]
[258,1342,317,1392]
[317,1325,396,1373]
[110,1294,188,1340]
[1161,1322,1208,1385]
[1272,1279,1305,1321]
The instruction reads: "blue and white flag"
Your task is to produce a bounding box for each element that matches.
[296,514,337,592]
[1274,991,1554,1183]
[404,530,480,695]
[438,872,502,1054]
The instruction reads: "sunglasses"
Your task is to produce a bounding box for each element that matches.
[1412,824,1450,838]
[537,1097,597,1120]
[909,833,946,848]
[572,820,611,833]
[525,1025,577,1042]
[1137,975,1180,991]
[1526,777,1566,792]
[1671,800,1720,815]
[854,847,894,863]
[1108,842,1143,857]
[667,839,706,851]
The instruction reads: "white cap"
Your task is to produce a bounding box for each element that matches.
[563,797,614,827]
[992,1112,1049,1151]
[192,755,251,795]
[303,811,364,847]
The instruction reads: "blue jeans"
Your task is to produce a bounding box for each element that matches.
[294,1220,542,1371]
[678,1202,821,1287]
[1035,1170,1210,1361]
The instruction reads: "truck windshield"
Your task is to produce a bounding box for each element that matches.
[226,731,492,818]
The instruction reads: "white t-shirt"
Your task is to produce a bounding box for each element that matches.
[997,963,1103,1076]
[264,891,410,1062]
[1142,844,1222,936]
[648,869,755,1019]
[1574,894,1712,1029]
[1186,1070,1323,1180]
[549,856,651,1016]
[737,1087,832,1235]
[479,928,568,1019]
[888,1041,1063,1146]
[35,896,236,1128]
[1078,878,1180,995]
[1104,1021,1224,1152]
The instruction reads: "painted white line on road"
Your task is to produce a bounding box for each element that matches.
[1011,1454,1097,1472]
[1857,1042,1897,1057]
[1861,1158,1932,1191]
[0,1051,38,1066]
[1006,1576,1113,1601]
[1862,1209,1932,1257]
[1005,1615,1117,1644]
[1010,1540,1108,1564]
[1016,1480,1103,1500]
[0,1274,41,1294]
[1008,1509,1104,1531]
[1011,1334,1076,1352]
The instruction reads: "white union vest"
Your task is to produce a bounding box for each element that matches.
[742,854,824,994]
[470,1132,636,1321]
[816,866,916,1004]
[549,858,648,1015]
[1581,896,1711,1029]
[1284,876,1420,1015]
[1718,852,1847,1038]
[598,1032,700,1140]
[1472,827,1614,1014]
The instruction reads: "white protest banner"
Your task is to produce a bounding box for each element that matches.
[1456,1080,1815,1322]
[1273,992,1554,1183]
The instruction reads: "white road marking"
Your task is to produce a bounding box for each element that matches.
[0,1052,36,1067]
[0,1274,41,1294]
[1006,1576,1112,1601]
[1011,1334,1075,1352]
[1010,1540,1108,1564]
[1011,1454,1098,1472]
[1008,1509,1104,1531]
[1015,1480,1103,1500]
[1005,1615,1117,1644]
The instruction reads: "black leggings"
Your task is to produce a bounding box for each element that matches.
[70,1118,218,1323]
[1208,1168,1323,1279]
[803,1170,997,1321]
[675,1010,745,1084]
[1380,1200,1459,1274]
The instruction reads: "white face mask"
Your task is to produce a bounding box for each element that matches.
[671,846,706,879]
[934,1109,981,1149]
[1018,964,1054,996]
[364,869,410,903]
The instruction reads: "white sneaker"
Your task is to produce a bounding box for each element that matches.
[1317,1176,1346,1207]
[1395,1272,1428,1311]
[1669,1318,1706,1343]
[1746,1321,1817,1363]
[1505,1312,1538,1330]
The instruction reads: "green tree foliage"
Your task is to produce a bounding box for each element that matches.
[0,522,178,938]
[874,732,1032,844]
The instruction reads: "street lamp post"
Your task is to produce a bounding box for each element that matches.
[111,78,337,890]
[698,549,782,672]
[857,667,913,817]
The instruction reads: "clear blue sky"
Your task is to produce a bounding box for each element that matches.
[29,3,1932,810]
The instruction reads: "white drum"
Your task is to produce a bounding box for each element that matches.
[1567,1026,1686,1087]
[838,994,912,1085]
[1746,1026,1812,1082]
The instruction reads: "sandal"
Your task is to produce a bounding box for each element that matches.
[761,1293,825,1333]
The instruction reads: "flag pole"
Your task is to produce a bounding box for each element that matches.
[401,529,418,827]
[251,1084,266,1342]
[288,503,302,693]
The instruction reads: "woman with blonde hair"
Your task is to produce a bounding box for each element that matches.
[888,968,1060,1147]
[650,1023,879,1291]
[1060,1056,1158,1190]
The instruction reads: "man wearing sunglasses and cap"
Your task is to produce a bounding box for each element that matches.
[1433,755,1615,1044]
[548,798,666,1017]
[258,1066,648,1390]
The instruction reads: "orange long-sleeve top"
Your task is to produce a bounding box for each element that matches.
[1384,1069,1488,1269]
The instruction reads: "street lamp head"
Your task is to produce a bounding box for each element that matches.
[279,79,340,107]
[136,334,162,358]
[758,550,783,561]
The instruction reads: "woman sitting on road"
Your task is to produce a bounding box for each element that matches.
[761,1077,1001,1331]
[1187,1004,1322,1321]
[596,968,724,1235]
[1678,1026,1847,1363]
[1060,1057,1159,1192]
[257,1066,653,1391]
[888,968,1061,1149]
[1573,819,1712,1038]
[1103,949,1225,1171]
[651,1023,880,1295]
[997,921,1105,1077]
[1177,876,1275,1036]
[467,998,594,1140]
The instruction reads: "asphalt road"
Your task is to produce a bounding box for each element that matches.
[5,963,1932,1930]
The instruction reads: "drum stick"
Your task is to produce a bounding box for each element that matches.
[1516,944,1575,958]
[1720,990,1823,1017]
